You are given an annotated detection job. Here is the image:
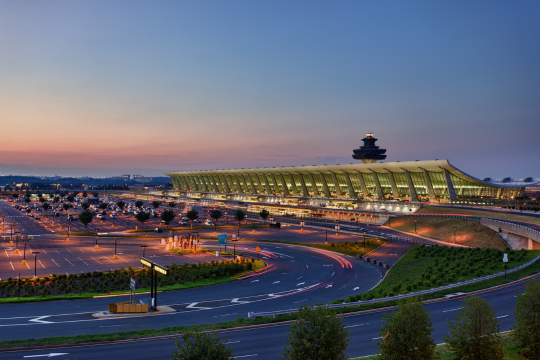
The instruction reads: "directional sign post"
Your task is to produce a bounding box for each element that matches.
[130,277,136,304]
[141,257,169,310]
[256,246,260,261]
[218,233,227,252]
[503,253,508,277]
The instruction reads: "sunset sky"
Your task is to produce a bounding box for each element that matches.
[1,1,539,178]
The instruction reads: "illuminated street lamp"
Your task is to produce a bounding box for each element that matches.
[414,219,417,234]
[15,231,20,254]
[95,228,99,249]
[22,241,27,266]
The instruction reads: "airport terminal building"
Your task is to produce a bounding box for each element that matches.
[165,135,531,204]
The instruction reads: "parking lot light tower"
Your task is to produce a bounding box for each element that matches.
[95,229,98,249]
[114,237,118,259]
[32,251,40,278]
[141,245,147,257]
[15,231,20,254]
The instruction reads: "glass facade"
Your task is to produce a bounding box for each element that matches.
[168,164,523,202]
[361,173,376,197]
[375,173,393,197]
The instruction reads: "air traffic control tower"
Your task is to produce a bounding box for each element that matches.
[352,133,387,163]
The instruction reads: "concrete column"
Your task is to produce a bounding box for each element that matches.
[386,170,400,199]
[423,169,436,202]
[270,174,281,194]
[330,172,342,196]
[370,170,384,199]
[341,171,356,199]
[297,172,310,197]
[404,170,418,202]
[245,174,257,194]
[529,239,533,250]
[261,174,272,195]
[443,168,457,199]
[355,171,370,198]
[220,175,230,193]
[232,174,243,193]
[287,173,298,195]
[308,172,319,196]
[318,172,331,198]
[279,173,290,196]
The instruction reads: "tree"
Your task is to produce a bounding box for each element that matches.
[12,193,19,201]
[233,209,246,239]
[93,192,99,198]
[186,210,199,231]
[38,196,45,204]
[168,201,176,209]
[444,296,504,360]
[53,196,60,203]
[376,296,436,360]
[81,202,90,210]
[282,304,350,360]
[259,209,270,225]
[116,200,126,213]
[99,203,108,210]
[79,210,93,232]
[67,194,75,203]
[161,210,175,225]
[24,197,31,205]
[135,200,144,209]
[63,203,70,213]
[210,210,223,234]
[135,211,151,233]
[152,200,160,210]
[82,191,88,201]
[512,279,540,359]
[42,203,50,214]
[172,327,233,360]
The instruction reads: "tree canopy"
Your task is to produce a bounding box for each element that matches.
[512,279,540,359]
[161,210,175,225]
[172,327,233,360]
[79,210,93,232]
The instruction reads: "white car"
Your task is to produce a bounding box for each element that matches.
[179,220,187,225]
[204,221,214,226]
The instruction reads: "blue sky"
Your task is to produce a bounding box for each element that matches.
[0,1,538,178]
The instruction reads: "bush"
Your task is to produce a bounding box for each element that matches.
[512,279,540,359]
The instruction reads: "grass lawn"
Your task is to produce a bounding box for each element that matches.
[332,245,540,303]
[351,331,526,359]
[389,217,506,249]
[417,206,540,225]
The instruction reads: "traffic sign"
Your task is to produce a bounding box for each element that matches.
[503,253,508,263]
[13,222,17,226]
[130,277,136,291]
[218,233,227,245]
[256,246,260,252]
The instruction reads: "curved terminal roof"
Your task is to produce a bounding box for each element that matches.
[166,159,523,189]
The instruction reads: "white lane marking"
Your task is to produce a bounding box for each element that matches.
[78,257,88,265]
[297,282,305,286]
[231,298,249,304]
[346,324,365,328]
[99,325,125,328]
[325,285,333,288]
[29,316,53,324]
[235,355,257,358]
[373,336,383,340]
[24,353,69,358]
[186,302,211,310]
[353,287,359,290]
[296,276,302,280]
[41,249,47,254]
[5,250,9,258]
[323,264,332,266]
[293,299,309,304]
[443,308,461,313]
[251,280,259,283]
[272,281,280,284]
[497,315,509,319]
[227,340,241,344]
[9,261,14,270]
[65,258,74,267]
[331,272,335,276]
[214,313,238,317]
[306,265,308,268]
[91,256,102,264]
[51,259,60,267]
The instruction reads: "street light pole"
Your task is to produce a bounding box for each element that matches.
[15,231,20,254]
[32,251,39,278]
[363,231,366,250]
[141,245,147,257]
[22,241,27,266]
[114,237,118,259]
[414,219,417,234]
[95,229,98,249]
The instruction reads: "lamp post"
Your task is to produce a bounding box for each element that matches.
[414,219,417,234]
[141,245,147,257]
[22,241,27,266]
[114,237,118,259]
[67,219,72,242]
[94,228,98,249]
[32,251,39,278]
[15,231,20,253]
[363,231,366,251]
[453,226,457,244]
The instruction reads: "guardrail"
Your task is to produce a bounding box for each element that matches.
[247,254,540,318]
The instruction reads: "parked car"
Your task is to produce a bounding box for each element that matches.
[110,214,117,219]
[204,221,214,226]
[179,220,187,225]
[269,222,281,228]
[154,227,163,233]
